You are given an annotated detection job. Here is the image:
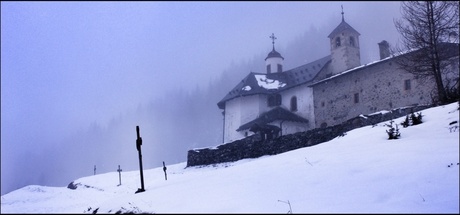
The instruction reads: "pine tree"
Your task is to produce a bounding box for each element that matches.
[401,115,410,128]
[386,119,401,140]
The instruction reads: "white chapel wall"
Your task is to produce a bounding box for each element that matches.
[266,57,284,73]
[223,94,268,143]
[223,97,241,143]
[280,84,315,129]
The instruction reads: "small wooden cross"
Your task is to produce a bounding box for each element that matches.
[163,161,167,181]
[117,165,122,186]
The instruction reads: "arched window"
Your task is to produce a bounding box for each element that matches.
[335,37,341,47]
[349,36,355,47]
[290,96,297,112]
[277,64,282,73]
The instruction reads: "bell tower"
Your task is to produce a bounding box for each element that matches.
[265,33,284,74]
[328,6,361,75]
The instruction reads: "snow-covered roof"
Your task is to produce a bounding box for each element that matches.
[254,74,287,89]
[308,57,389,87]
[217,55,331,109]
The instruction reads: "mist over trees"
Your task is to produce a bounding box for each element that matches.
[31,24,334,188]
[5,18,384,193]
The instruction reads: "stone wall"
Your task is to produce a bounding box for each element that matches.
[186,104,431,167]
[312,58,435,129]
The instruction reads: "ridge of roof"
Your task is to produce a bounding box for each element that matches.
[309,42,460,87]
[237,106,309,131]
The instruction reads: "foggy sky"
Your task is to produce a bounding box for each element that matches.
[1,2,403,195]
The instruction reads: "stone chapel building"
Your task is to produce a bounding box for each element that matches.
[217,12,459,144]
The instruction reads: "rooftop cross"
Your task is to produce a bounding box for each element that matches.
[269,33,277,50]
[341,5,344,21]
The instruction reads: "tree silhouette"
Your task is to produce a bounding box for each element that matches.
[393,1,459,105]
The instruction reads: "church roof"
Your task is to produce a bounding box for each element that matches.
[327,19,360,38]
[236,106,309,131]
[309,42,460,87]
[283,55,331,87]
[216,72,287,109]
[265,48,284,60]
[217,55,331,109]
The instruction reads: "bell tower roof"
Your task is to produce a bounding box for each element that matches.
[265,33,284,60]
[327,6,360,38]
[265,49,284,60]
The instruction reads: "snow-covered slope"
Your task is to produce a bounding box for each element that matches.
[1,103,459,213]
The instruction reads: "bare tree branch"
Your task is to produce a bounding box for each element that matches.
[392,1,459,104]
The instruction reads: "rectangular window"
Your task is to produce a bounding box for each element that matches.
[404,79,411,90]
[354,93,359,103]
[266,65,271,74]
[290,96,297,111]
[349,36,355,47]
[268,96,274,107]
[275,94,282,106]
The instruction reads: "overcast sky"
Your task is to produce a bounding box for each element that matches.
[1,1,403,195]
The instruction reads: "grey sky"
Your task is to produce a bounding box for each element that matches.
[1,1,403,195]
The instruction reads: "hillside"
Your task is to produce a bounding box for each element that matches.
[1,102,459,213]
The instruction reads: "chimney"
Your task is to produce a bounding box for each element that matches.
[378,40,390,60]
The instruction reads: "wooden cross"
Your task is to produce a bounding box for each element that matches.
[135,126,145,193]
[117,165,122,186]
[94,165,96,175]
[341,5,344,21]
[163,161,167,181]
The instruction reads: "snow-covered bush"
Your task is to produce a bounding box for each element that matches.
[400,111,423,127]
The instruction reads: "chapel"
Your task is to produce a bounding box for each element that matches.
[217,10,459,143]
